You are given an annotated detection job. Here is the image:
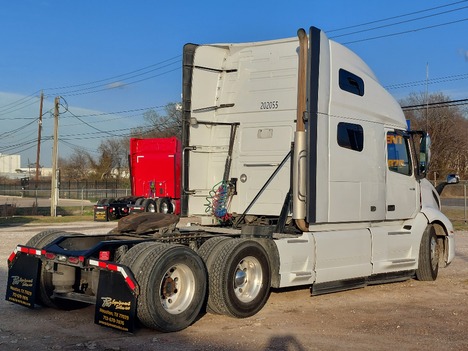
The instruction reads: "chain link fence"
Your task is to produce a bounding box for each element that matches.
[0,179,130,202]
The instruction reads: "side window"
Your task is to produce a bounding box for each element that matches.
[339,69,364,96]
[337,122,364,152]
[387,132,412,176]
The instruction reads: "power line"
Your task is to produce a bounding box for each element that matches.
[401,98,468,111]
[0,118,39,138]
[342,17,468,44]
[330,4,468,39]
[64,108,116,138]
[327,0,468,32]
[60,66,181,97]
[386,73,468,90]
[0,55,181,111]
[44,55,182,91]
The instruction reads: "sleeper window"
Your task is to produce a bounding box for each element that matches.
[337,122,364,152]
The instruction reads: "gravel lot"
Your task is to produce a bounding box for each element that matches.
[1,221,467,351]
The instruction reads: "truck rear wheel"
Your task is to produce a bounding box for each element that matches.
[26,230,87,309]
[159,197,173,214]
[416,225,439,281]
[120,242,167,274]
[197,236,232,314]
[207,239,271,318]
[197,236,231,263]
[135,245,207,332]
[143,199,156,213]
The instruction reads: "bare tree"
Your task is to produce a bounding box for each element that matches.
[88,138,128,180]
[402,92,468,178]
[58,151,91,181]
[131,102,182,139]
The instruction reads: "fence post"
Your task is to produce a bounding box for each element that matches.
[464,183,467,224]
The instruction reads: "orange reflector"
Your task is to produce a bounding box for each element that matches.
[99,251,110,261]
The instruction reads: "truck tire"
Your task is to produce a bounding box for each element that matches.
[197,236,233,314]
[134,197,144,206]
[143,198,157,213]
[197,236,231,262]
[26,230,87,309]
[207,239,271,318]
[416,225,439,281]
[158,197,173,214]
[97,198,108,205]
[135,244,207,332]
[120,242,167,274]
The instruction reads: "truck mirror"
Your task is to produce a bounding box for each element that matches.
[446,174,460,184]
[419,133,431,175]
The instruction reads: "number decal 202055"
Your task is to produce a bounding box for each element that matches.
[260,101,279,110]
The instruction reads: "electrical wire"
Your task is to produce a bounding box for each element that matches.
[330,5,468,39]
[385,73,468,90]
[327,0,468,32]
[401,98,468,111]
[60,66,181,97]
[0,118,39,138]
[342,18,468,45]
[44,55,182,91]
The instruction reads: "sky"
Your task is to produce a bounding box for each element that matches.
[0,0,467,167]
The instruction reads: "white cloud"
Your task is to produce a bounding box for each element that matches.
[107,82,127,89]
[459,49,468,62]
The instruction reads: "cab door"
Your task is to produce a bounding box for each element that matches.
[385,130,419,220]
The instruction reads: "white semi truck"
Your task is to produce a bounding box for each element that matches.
[6,26,457,333]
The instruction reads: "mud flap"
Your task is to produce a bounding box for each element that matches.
[94,270,137,332]
[94,206,109,221]
[5,253,40,308]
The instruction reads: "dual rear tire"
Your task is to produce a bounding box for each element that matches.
[123,238,271,332]
[123,243,207,332]
[199,237,271,318]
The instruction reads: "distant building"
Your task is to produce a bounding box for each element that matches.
[0,153,52,179]
[0,153,20,173]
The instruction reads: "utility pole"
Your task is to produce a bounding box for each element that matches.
[34,91,44,213]
[51,96,60,217]
[35,91,44,187]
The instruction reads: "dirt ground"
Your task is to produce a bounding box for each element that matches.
[0,221,467,351]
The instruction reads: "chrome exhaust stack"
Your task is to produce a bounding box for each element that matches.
[293,28,309,232]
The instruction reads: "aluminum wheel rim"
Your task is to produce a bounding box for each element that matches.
[233,256,262,303]
[160,202,169,214]
[160,264,195,315]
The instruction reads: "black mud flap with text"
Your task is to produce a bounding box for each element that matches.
[94,206,109,221]
[94,269,137,332]
[5,253,40,308]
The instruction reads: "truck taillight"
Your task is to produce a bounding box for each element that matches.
[99,251,111,261]
[67,256,81,264]
[44,252,56,260]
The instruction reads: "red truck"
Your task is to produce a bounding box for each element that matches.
[93,137,181,221]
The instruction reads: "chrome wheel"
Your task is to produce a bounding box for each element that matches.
[233,256,263,303]
[160,263,196,315]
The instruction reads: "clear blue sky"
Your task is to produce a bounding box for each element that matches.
[1,0,467,167]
